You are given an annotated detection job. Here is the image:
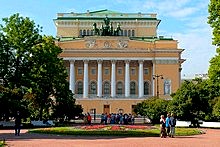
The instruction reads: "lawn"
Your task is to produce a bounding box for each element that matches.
[29,125,204,137]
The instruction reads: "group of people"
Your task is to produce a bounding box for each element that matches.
[83,112,135,125]
[160,113,176,138]
[100,113,135,125]
[83,113,92,125]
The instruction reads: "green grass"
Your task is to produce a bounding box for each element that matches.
[28,125,203,137]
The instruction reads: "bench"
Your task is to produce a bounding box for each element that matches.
[0,121,15,127]
[176,120,191,127]
[31,120,55,127]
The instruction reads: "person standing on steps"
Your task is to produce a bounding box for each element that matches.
[14,111,21,136]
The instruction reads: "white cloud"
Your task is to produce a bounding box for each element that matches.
[172,28,216,77]
[167,7,198,18]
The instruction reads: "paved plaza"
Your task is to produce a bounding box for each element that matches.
[0,129,220,147]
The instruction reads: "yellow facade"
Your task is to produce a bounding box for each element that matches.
[54,10,184,115]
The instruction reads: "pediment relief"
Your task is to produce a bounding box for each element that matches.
[58,37,152,51]
[84,37,129,49]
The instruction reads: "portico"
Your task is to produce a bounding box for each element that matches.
[68,59,154,99]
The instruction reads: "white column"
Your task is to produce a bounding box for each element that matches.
[111,60,116,97]
[138,60,144,98]
[69,60,75,94]
[97,60,102,97]
[83,60,89,98]
[125,60,130,97]
[152,60,155,96]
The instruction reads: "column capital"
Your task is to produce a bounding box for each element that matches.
[111,60,117,64]
[69,60,75,64]
[125,60,130,64]
[97,59,103,64]
[83,60,89,63]
[138,60,144,64]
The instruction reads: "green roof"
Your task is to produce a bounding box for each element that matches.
[55,36,173,42]
[55,9,159,20]
[89,9,120,14]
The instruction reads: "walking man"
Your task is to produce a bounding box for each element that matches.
[15,111,21,136]
[165,113,171,137]
[169,113,176,138]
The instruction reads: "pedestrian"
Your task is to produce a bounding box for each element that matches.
[100,113,105,124]
[165,113,171,137]
[160,115,166,138]
[83,113,88,125]
[14,111,21,136]
[169,113,176,138]
[87,113,92,125]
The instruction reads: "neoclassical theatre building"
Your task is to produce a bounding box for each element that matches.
[54,9,185,115]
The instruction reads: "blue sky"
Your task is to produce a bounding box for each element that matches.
[0,0,216,78]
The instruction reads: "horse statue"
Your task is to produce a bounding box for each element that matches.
[114,23,122,36]
[92,23,100,35]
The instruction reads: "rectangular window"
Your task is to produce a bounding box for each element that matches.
[78,67,83,75]
[131,68,136,75]
[104,68,109,75]
[144,68,149,75]
[91,68,96,75]
[117,68,122,75]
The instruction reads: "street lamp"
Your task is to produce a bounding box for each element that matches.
[153,74,163,97]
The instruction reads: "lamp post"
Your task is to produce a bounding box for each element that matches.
[153,74,163,97]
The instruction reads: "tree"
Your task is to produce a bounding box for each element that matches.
[134,97,169,124]
[168,79,211,125]
[208,0,220,95]
[0,14,82,120]
[208,0,220,47]
[0,13,42,120]
[211,97,220,120]
[207,0,220,120]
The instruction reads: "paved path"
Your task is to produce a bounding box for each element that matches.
[0,129,220,147]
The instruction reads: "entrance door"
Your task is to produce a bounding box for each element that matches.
[103,105,110,114]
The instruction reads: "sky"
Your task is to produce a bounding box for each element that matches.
[0,0,216,78]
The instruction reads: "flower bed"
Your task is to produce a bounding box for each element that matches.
[29,125,202,137]
[77,125,155,131]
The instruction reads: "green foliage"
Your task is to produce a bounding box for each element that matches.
[208,0,220,47]
[134,97,169,123]
[211,97,220,120]
[0,13,42,120]
[208,0,220,96]
[169,79,211,121]
[0,13,82,121]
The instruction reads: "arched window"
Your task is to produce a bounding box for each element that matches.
[77,81,83,94]
[117,81,123,95]
[87,29,90,35]
[79,30,82,36]
[164,79,171,95]
[130,81,136,95]
[128,30,131,37]
[120,30,123,36]
[124,30,127,36]
[132,30,135,36]
[104,81,110,95]
[83,30,86,35]
[144,81,150,95]
[90,82,97,94]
